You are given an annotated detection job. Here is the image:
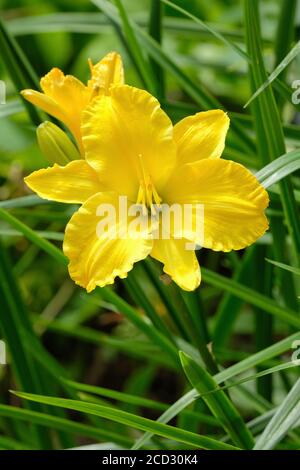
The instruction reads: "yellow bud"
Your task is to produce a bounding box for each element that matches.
[37,121,81,165]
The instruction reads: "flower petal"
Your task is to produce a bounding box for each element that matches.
[63,192,153,291]
[163,158,269,251]
[22,68,90,151]
[21,90,66,123]
[174,110,230,164]
[151,238,201,291]
[88,52,124,95]
[82,85,176,201]
[24,160,100,204]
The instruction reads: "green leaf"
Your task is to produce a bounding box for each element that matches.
[98,288,180,368]
[0,228,64,241]
[124,272,176,346]
[256,149,300,188]
[36,316,175,369]
[114,0,157,94]
[0,100,24,118]
[254,379,300,449]
[5,12,270,45]
[178,289,218,374]
[0,18,41,125]
[0,240,71,448]
[133,331,300,448]
[180,352,254,449]
[245,40,300,108]
[160,1,298,114]
[143,259,191,341]
[210,362,299,395]
[0,435,34,450]
[0,208,68,266]
[64,379,219,427]
[149,0,165,99]
[201,268,300,329]
[0,404,132,448]
[265,259,300,277]
[0,195,49,209]
[213,247,256,348]
[161,0,248,62]
[11,392,239,450]
[245,0,300,265]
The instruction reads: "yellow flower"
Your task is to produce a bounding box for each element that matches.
[21,52,124,154]
[24,85,269,292]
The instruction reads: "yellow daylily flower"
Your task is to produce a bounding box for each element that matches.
[24,85,269,292]
[21,52,124,154]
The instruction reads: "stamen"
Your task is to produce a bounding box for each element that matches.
[135,154,162,215]
[88,58,94,75]
[137,154,148,189]
[152,185,162,206]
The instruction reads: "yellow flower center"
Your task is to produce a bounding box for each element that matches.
[136,154,162,215]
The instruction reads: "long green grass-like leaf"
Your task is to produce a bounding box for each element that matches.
[160,0,299,114]
[201,268,300,329]
[0,208,67,265]
[256,149,300,188]
[11,208,70,222]
[253,246,273,401]
[0,405,132,448]
[161,0,248,61]
[245,40,300,108]
[0,228,64,241]
[230,112,300,146]
[114,0,157,94]
[275,0,297,69]
[132,331,300,448]
[98,288,180,367]
[180,352,254,449]
[124,272,176,346]
[37,317,175,369]
[273,0,297,113]
[0,436,34,450]
[0,18,41,125]
[6,12,272,44]
[12,392,239,450]
[245,0,300,265]
[178,290,218,374]
[254,379,300,449]
[143,259,190,341]
[215,331,300,384]
[214,362,299,397]
[0,273,84,416]
[245,0,299,313]
[64,379,219,427]
[149,0,165,99]
[0,259,46,448]
[0,195,49,209]
[266,259,300,277]
[212,247,255,348]
[0,241,69,448]
[0,100,24,118]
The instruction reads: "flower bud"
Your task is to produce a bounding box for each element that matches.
[37,121,81,165]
